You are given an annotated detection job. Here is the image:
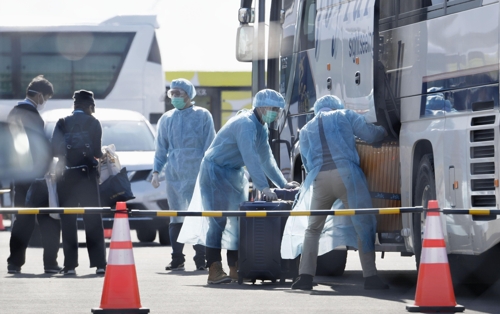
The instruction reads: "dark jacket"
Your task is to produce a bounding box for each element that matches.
[51,110,103,168]
[51,110,103,207]
[8,100,50,205]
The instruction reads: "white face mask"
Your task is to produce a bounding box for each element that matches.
[36,95,46,111]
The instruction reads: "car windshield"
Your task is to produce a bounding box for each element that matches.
[45,120,155,152]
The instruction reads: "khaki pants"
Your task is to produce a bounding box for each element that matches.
[299,169,377,277]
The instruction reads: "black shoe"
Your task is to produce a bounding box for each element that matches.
[165,259,185,271]
[364,275,389,290]
[96,267,106,275]
[291,274,313,290]
[196,264,207,271]
[7,264,21,274]
[44,265,63,274]
[60,267,76,276]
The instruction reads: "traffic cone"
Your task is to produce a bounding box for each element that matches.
[92,202,149,313]
[406,200,464,313]
[104,228,112,239]
[0,214,5,231]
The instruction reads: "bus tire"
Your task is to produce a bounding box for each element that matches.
[413,154,435,269]
[315,250,348,276]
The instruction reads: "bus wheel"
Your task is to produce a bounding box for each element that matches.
[413,154,435,269]
[315,250,348,276]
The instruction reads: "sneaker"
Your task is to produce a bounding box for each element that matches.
[96,267,106,275]
[60,268,76,276]
[207,261,232,284]
[291,274,313,290]
[165,260,185,271]
[196,264,207,271]
[44,265,63,274]
[7,264,21,274]
[364,275,389,290]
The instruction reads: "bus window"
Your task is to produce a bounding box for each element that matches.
[1,32,134,100]
[379,0,396,20]
[399,1,436,13]
[0,36,12,98]
[299,0,316,52]
[147,34,162,65]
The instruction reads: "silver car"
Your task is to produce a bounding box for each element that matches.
[42,108,170,244]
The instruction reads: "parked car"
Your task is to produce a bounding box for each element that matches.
[42,108,170,244]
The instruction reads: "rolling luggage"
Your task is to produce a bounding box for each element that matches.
[237,200,298,284]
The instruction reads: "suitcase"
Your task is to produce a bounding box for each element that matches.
[238,200,298,284]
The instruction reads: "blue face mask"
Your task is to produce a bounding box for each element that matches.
[262,110,278,124]
[171,97,186,110]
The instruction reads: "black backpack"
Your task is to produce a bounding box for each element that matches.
[59,117,97,168]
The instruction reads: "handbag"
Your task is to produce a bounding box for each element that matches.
[25,174,60,219]
[99,167,135,207]
[98,144,121,184]
[26,178,49,207]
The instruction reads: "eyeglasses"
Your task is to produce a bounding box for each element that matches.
[167,89,187,98]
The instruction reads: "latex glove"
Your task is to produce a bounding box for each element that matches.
[284,181,300,189]
[151,172,160,188]
[262,187,278,202]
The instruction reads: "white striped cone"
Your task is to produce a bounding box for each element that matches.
[92,203,149,313]
[407,200,464,313]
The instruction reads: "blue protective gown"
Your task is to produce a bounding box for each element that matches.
[153,105,215,223]
[281,109,386,258]
[178,109,288,249]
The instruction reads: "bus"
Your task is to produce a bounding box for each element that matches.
[236,0,500,283]
[0,15,165,123]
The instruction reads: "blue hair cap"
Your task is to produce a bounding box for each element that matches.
[313,95,344,114]
[253,89,285,109]
[171,78,196,99]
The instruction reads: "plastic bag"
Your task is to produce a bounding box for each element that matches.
[46,173,60,219]
[98,144,121,184]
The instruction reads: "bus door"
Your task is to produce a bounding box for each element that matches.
[339,0,376,123]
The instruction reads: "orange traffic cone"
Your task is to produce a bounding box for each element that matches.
[0,214,5,231]
[406,200,464,313]
[104,228,112,239]
[92,202,149,313]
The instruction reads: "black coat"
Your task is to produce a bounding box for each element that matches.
[51,111,103,207]
[7,101,50,206]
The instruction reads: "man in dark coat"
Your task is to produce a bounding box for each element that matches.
[51,90,107,275]
[6,75,61,274]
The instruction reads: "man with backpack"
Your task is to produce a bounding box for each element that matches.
[51,90,107,275]
[6,75,61,274]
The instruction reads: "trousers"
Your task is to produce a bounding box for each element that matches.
[169,222,206,266]
[57,168,106,269]
[7,181,61,268]
[299,169,377,277]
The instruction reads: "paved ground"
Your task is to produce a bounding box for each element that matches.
[0,220,499,313]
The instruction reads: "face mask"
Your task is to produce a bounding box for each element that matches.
[36,95,46,111]
[262,110,278,124]
[171,97,186,110]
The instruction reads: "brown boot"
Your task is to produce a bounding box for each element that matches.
[207,261,232,284]
[229,262,238,282]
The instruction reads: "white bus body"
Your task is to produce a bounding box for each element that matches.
[0,15,165,123]
[237,0,500,281]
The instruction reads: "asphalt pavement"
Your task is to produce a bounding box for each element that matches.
[0,221,499,314]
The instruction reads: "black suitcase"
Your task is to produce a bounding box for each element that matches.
[237,200,298,284]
